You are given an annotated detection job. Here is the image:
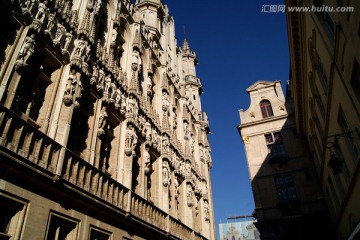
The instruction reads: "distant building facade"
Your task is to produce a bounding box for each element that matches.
[0,0,215,239]
[219,220,260,240]
[237,80,334,239]
[286,0,360,239]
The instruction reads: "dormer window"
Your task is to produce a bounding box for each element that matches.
[260,100,274,118]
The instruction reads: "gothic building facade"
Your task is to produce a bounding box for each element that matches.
[0,0,215,239]
[237,81,334,239]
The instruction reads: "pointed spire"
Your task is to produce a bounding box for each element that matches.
[182,37,190,53]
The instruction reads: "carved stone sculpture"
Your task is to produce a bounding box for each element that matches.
[63,69,77,105]
[97,106,108,136]
[125,124,137,156]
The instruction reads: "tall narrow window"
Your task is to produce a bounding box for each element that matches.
[260,100,273,118]
[274,174,297,203]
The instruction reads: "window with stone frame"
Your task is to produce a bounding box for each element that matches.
[67,94,95,159]
[260,100,273,118]
[45,212,79,240]
[274,174,297,203]
[89,226,111,240]
[317,62,329,96]
[313,0,335,41]
[265,132,286,160]
[12,49,60,125]
[350,58,360,102]
[0,194,27,240]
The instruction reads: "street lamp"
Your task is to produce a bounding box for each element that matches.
[323,127,360,175]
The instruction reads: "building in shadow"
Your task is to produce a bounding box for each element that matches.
[237,80,335,239]
[0,0,215,239]
[286,0,360,239]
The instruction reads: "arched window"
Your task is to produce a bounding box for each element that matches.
[260,100,274,118]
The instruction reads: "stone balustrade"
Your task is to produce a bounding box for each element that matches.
[0,105,206,240]
[130,193,167,230]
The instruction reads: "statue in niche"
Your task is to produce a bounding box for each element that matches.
[97,67,105,90]
[45,13,56,33]
[53,24,65,43]
[104,74,112,95]
[146,75,153,95]
[204,200,210,221]
[16,34,36,65]
[90,63,99,85]
[186,184,193,207]
[143,120,152,141]
[162,135,170,153]
[120,94,126,113]
[179,161,186,176]
[125,125,137,156]
[162,161,170,186]
[97,106,108,136]
[110,25,118,45]
[190,134,194,154]
[35,2,47,23]
[162,92,170,111]
[199,145,204,161]
[126,94,138,115]
[114,88,122,109]
[63,32,73,50]
[63,69,77,105]
[152,130,160,149]
[144,146,151,174]
[131,48,141,71]
[72,35,87,58]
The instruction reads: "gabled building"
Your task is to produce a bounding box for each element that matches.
[237,80,334,239]
[0,0,215,239]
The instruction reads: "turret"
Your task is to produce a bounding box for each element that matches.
[181,38,202,117]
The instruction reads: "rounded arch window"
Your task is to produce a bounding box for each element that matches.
[260,100,274,118]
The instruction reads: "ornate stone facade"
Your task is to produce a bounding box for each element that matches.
[0,0,215,239]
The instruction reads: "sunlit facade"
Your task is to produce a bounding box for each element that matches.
[0,0,215,239]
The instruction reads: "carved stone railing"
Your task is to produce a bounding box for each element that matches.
[0,107,61,174]
[61,150,129,210]
[169,216,193,240]
[130,193,167,231]
[194,232,207,240]
[0,105,208,240]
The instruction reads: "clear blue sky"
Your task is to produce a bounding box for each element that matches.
[163,0,290,238]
